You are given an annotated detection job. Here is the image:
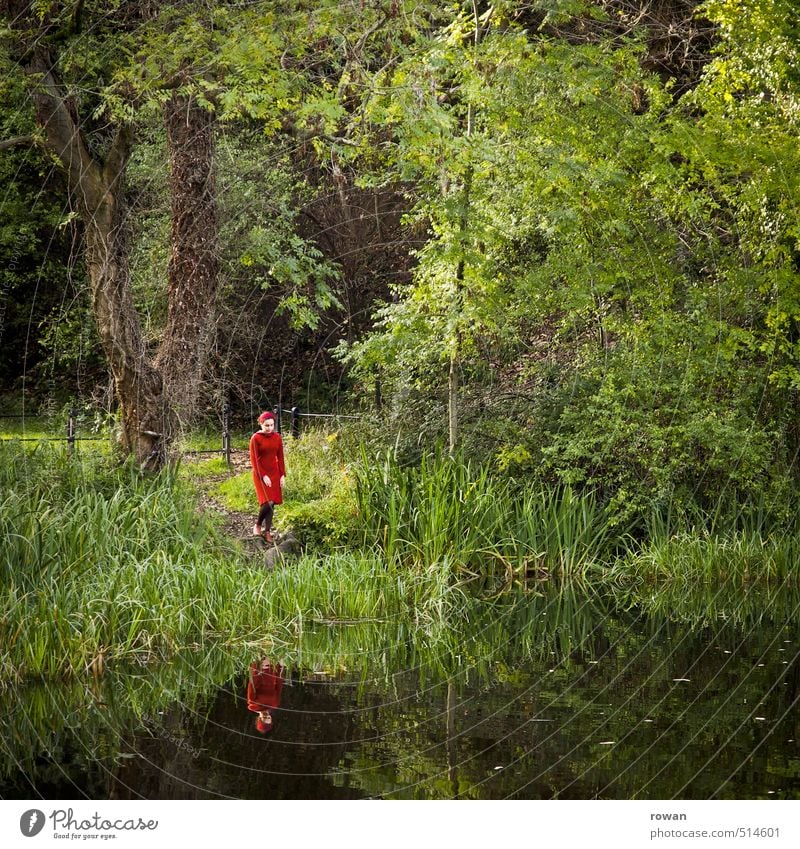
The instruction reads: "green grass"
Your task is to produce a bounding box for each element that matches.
[0,442,464,685]
[613,527,799,584]
[212,469,252,511]
[354,447,615,579]
[179,455,230,479]
[4,432,798,688]
[0,421,75,445]
[176,428,252,453]
[210,428,359,548]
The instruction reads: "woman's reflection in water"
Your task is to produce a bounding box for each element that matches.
[247,659,284,734]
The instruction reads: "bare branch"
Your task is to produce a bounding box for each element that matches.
[0,134,38,152]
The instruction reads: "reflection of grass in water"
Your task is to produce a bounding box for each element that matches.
[610,576,800,629]
[4,581,794,799]
[0,645,243,785]
[0,584,617,788]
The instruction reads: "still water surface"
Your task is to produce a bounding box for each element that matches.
[2,585,799,799]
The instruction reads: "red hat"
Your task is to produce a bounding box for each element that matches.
[258,411,275,424]
[256,716,273,734]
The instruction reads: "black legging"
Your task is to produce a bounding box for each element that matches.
[257,501,274,530]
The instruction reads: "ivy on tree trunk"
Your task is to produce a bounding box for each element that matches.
[25,46,176,469]
[156,93,219,426]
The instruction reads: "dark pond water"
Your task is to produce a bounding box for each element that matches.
[2,585,799,799]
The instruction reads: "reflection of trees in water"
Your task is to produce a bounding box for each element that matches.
[326,622,800,800]
[1,584,798,798]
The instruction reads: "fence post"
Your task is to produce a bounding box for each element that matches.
[222,402,231,466]
[291,406,300,439]
[67,408,76,453]
[273,405,281,434]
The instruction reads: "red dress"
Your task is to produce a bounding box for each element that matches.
[249,431,286,505]
[247,662,284,712]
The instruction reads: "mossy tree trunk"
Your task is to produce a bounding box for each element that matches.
[26,48,177,468]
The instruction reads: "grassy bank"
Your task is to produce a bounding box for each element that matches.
[202,428,356,548]
[0,442,467,684]
[354,447,614,580]
[353,448,800,586]
[2,434,798,686]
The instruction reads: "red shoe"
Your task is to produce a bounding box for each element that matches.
[262,530,274,544]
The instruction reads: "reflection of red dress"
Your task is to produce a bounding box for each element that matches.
[247,662,284,712]
[249,432,286,505]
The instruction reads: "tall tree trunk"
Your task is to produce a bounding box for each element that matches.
[156,94,219,427]
[447,2,485,454]
[85,187,176,467]
[26,49,176,468]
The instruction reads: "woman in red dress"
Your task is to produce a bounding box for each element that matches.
[249,411,286,543]
[247,658,284,734]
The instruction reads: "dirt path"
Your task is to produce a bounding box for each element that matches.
[186,449,253,537]
[186,450,293,559]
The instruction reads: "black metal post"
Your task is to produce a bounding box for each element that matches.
[291,406,300,439]
[273,405,281,434]
[222,402,231,466]
[67,408,76,453]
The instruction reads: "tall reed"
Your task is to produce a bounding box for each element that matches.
[613,490,800,584]
[354,448,613,579]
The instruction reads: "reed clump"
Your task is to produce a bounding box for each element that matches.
[352,447,800,588]
[615,528,799,584]
[354,448,613,579]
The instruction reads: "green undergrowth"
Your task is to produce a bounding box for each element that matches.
[354,447,800,586]
[355,447,617,580]
[4,434,798,688]
[0,442,461,685]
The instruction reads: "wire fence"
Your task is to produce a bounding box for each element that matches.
[0,411,108,446]
[0,404,362,465]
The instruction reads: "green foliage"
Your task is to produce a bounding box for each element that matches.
[217,130,342,330]
[0,440,462,684]
[5,1,800,543]
[533,327,790,526]
[338,1,800,523]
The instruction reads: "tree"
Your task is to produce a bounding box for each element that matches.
[0,1,343,461]
[1,1,178,466]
